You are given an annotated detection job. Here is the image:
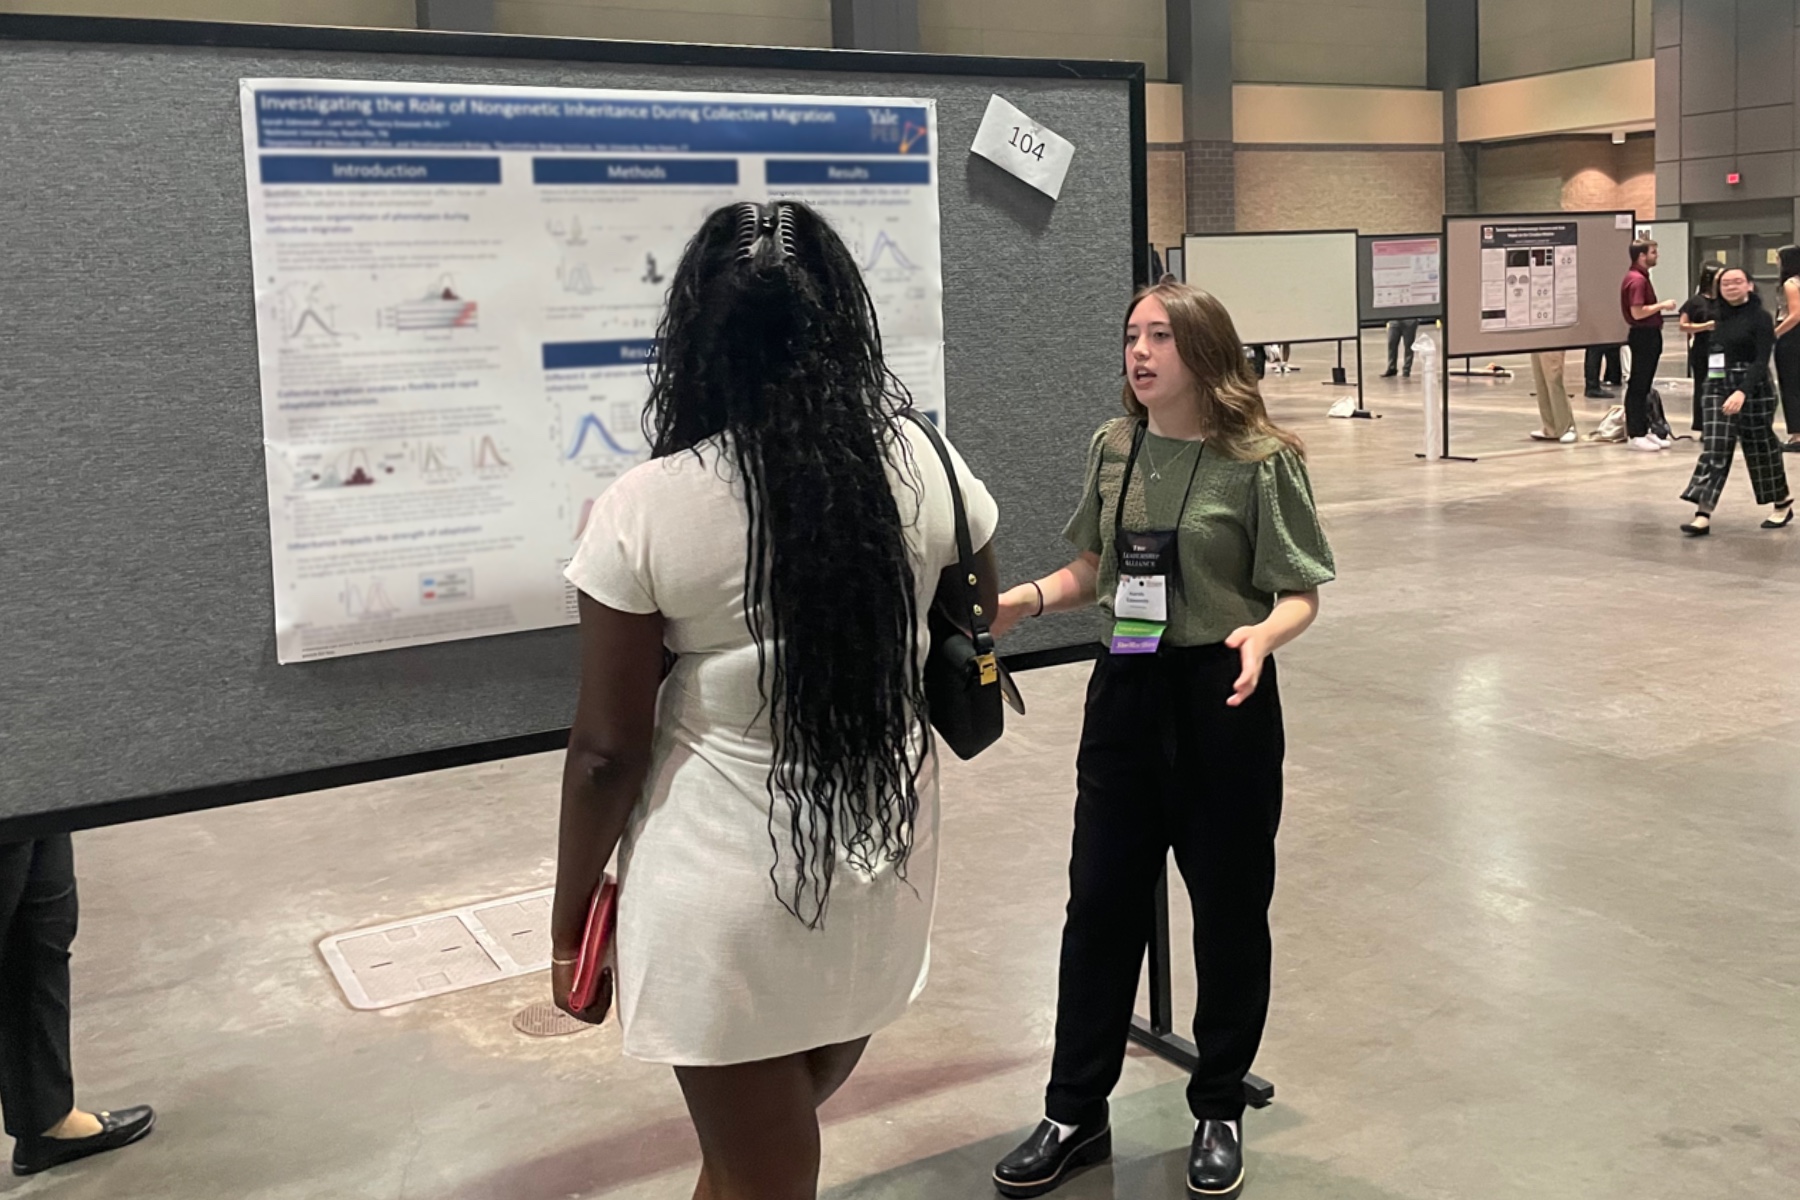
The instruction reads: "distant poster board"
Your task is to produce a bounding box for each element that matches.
[1165,245,1185,282]
[1356,233,1441,324]
[1478,221,1579,332]
[1443,211,1632,359]
[1184,230,1358,345]
[1636,220,1691,312]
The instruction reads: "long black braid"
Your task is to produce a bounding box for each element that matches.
[644,201,928,928]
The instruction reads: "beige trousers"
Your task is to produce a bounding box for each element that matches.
[1531,351,1574,436]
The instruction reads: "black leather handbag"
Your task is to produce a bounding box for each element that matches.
[903,411,1014,759]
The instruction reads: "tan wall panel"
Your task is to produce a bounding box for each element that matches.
[1479,0,1637,83]
[0,0,415,23]
[1235,149,1443,235]
[1233,83,1442,145]
[1148,149,1187,251]
[1147,82,1184,144]
[495,0,829,45]
[920,0,1166,78]
[1233,0,1427,88]
[1458,59,1654,143]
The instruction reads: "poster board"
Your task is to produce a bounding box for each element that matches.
[1182,230,1359,345]
[1357,233,1443,325]
[0,14,1142,834]
[1637,220,1692,313]
[1165,244,1185,282]
[241,77,947,664]
[1443,211,1634,359]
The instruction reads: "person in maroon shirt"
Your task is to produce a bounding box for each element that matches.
[1621,239,1680,451]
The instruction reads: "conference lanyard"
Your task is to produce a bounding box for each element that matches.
[1109,421,1203,655]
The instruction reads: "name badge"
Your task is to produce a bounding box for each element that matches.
[1110,619,1165,655]
[1708,351,1725,379]
[1114,573,1168,623]
[1114,528,1175,623]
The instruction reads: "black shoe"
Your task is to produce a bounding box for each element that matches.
[1585,387,1613,399]
[1380,368,1398,378]
[1784,441,1800,453]
[1680,511,1712,537]
[1763,501,1795,529]
[994,1119,1111,1198]
[12,1106,155,1176]
[1188,1120,1245,1199]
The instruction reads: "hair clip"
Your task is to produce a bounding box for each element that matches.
[773,204,798,262]
[733,202,763,260]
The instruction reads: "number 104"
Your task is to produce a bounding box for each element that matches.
[1008,127,1047,161]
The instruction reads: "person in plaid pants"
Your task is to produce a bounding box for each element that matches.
[1681,268,1794,535]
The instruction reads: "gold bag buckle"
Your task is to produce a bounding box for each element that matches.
[976,652,999,686]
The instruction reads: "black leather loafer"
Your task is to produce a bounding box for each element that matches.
[1188,1119,1244,1198]
[11,1106,156,1176]
[993,1118,1111,1198]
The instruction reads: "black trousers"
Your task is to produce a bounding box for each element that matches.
[0,836,77,1141]
[1624,325,1664,438]
[1585,345,1623,390]
[1045,645,1284,1127]
[1776,330,1800,438]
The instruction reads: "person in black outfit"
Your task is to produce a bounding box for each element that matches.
[1,835,154,1176]
[985,283,1335,1200]
[1678,262,1722,432]
[1772,244,1800,451]
[1584,344,1623,398]
[1680,268,1794,534]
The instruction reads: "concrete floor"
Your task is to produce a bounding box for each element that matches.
[8,334,1800,1199]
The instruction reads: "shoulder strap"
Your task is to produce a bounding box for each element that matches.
[900,410,993,653]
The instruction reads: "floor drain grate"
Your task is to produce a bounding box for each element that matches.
[512,1001,592,1038]
[320,887,555,1010]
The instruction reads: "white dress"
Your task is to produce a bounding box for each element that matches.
[563,419,999,1066]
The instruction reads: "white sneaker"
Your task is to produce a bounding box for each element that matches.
[1559,429,1578,444]
[1629,435,1664,452]
[1653,434,1674,448]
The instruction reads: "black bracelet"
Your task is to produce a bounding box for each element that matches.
[1030,580,1045,618]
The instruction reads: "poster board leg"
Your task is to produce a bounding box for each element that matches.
[1326,338,1351,386]
[1350,334,1375,417]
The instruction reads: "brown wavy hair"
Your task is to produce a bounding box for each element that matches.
[1120,282,1304,461]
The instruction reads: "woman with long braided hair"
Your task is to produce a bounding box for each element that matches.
[551,201,999,1198]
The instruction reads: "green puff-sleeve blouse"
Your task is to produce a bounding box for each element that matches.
[1063,418,1336,647]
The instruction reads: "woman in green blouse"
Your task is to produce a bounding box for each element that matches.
[989,283,1334,1200]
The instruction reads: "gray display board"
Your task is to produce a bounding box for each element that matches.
[1443,212,1634,358]
[1357,233,1443,326]
[0,17,1140,832]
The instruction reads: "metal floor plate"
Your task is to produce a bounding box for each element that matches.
[319,887,554,1010]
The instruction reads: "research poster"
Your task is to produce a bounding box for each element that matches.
[240,78,943,662]
[1370,237,1440,309]
[1479,222,1578,333]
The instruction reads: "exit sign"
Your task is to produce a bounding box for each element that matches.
[1728,171,1742,185]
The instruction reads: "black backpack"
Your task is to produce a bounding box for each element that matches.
[1647,387,1675,441]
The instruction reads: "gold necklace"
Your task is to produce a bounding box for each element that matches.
[1145,436,1197,482]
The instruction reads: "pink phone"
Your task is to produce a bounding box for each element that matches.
[570,876,618,1013]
